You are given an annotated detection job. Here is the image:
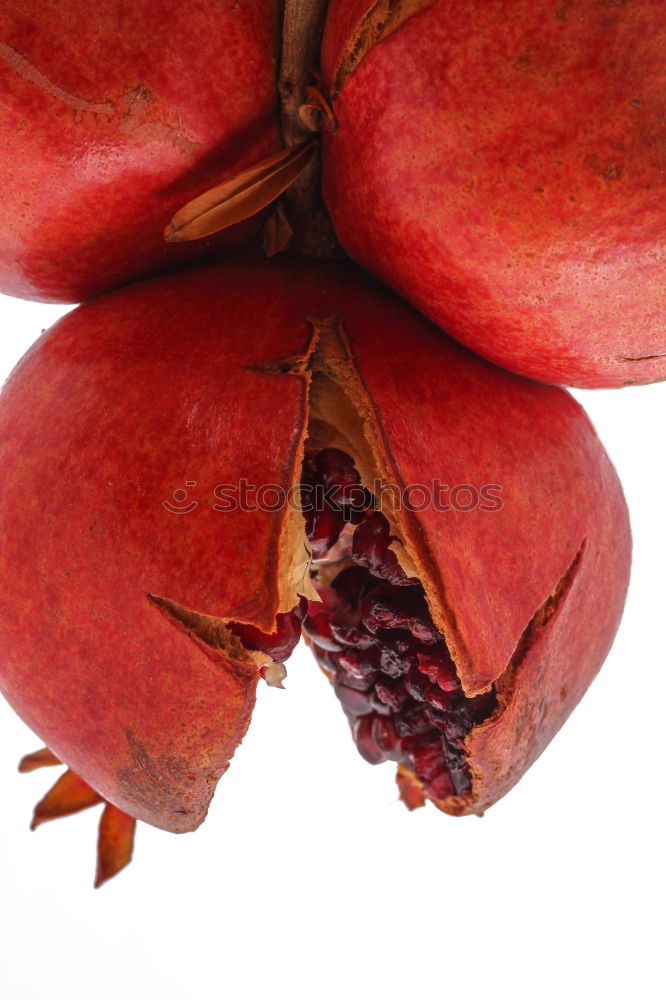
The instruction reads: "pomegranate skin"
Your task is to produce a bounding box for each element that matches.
[0,0,280,303]
[322,0,666,388]
[0,257,630,828]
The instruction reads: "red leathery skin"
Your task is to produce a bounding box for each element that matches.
[322,0,666,388]
[0,0,281,302]
[0,256,630,829]
[0,259,313,831]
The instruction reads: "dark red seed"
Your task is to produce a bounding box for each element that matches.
[337,650,379,682]
[302,612,344,652]
[416,647,460,692]
[394,705,433,738]
[330,622,375,650]
[379,651,413,679]
[316,448,365,507]
[360,585,441,643]
[355,715,386,765]
[230,596,306,662]
[404,667,431,703]
[374,679,410,711]
[407,738,445,781]
[372,715,401,760]
[424,770,455,802]
[334,684,375,717]
[331,565,373,610]
[377,628,417,678]
[352,511,416,586]
[308,504,344,558]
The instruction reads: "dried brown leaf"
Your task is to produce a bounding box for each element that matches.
[164,140,317,243]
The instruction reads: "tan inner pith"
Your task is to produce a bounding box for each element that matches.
[274,314,437,637]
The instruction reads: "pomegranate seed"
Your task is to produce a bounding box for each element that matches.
[374,679,409,711]
[352,511,415,586]
[302,612,344,652]
[330,622,375,650]
[331,564,372,603]
[230,597,306,662]
[425,770,456,802]
[315,448,364,507]
[355,715,386,764]
[416,647,459,692]
[334,684,375,716]
[360,585,440,643]
[308,504,344,558]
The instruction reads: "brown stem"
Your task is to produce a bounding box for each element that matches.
[278,0,341,259]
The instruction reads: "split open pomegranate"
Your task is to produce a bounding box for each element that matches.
[0,256,630,883]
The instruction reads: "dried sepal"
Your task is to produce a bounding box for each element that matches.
[30,769,103,830]
[18,747,61,773]
[95,804,137,889]
[164,140,317,243]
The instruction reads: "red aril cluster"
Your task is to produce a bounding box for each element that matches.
[302,448,497,805]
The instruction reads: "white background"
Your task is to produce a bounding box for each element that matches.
[0,293,663,1000]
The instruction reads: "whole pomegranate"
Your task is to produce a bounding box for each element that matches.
[0,0,280,302]
[0,257,630,883]
[320,0,666,388]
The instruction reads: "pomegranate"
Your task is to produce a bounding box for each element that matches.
[320,0,666,388]
[0,0,281,302]
[0,256,630,883]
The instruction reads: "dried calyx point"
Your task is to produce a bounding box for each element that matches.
[18,747,137,889]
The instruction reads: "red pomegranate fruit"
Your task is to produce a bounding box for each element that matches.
[0,0,280,302]
[0,256,630,884]
[320,0,666,388]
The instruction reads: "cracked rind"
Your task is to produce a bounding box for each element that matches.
[0,0,282,302]
[0,256,630,828]
[321,0,435,95]
[443,543,590,815]
[300,300,629,811]
[322,0,666,388]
